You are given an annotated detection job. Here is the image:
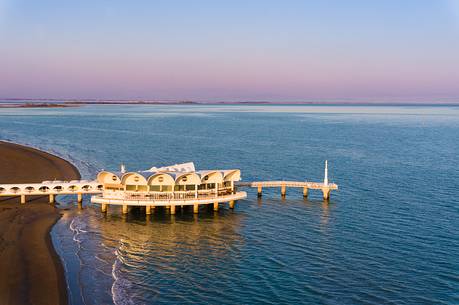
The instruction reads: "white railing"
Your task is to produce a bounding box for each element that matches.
[102,189,234,201]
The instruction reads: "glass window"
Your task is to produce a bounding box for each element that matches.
[162,185,173,192]
[126,185,136,191]
[138,185,148,192]
[174,185,185,191]
[150,185,160,191]
[186,185,196,191]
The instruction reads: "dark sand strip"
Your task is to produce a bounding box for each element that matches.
[0,141,80,305]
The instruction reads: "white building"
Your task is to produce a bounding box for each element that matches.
[91,162,247,214]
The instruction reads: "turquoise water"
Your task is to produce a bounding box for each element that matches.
[0,104,458,304]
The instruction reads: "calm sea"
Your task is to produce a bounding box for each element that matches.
[0,104,458,305]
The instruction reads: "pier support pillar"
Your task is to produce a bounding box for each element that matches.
[78,202,83,210]
[229,200,235,209]
[303,187,308,198]
[122,205,128,214]
[20,194,26,204]
[145,205,152,215]
[257,185,262,197]
[101,203,107,213]
[49,194,55,204]
[322,188,331,200]
[170,205,176,215]
[193,203,199,214]
[281,184,286,197]
[213,201,219,211]
[77,193,83,203]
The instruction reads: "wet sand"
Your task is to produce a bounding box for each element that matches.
[0,141,80,305]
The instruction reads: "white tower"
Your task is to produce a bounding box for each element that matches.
[120,164,126,174]
[324,160,329,186]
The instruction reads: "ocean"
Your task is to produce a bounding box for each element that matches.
[0,104,458,304]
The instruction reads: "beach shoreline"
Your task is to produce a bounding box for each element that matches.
[0,141,80,305]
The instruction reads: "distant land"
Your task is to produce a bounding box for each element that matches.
[0,98,459,108]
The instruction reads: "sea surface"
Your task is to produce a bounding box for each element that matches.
[0,104,458,305]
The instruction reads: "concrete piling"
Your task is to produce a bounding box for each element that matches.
[146,205,152,215]
[213,201,219,211]
[257,185,262,197]
[101,203,107,213]
[77,193,83,203]
[229,200,235,209]
[170,205,176,215]
[322,188,330,200]
[303,187,308,198]
[20,194,26,204]
[193,203,199,214]
[49,194,55,204]
[281,184,286,197]
[122,205,128,214]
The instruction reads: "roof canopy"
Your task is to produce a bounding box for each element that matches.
[97,163,241,185]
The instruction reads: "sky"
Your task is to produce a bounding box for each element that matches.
[0,0,459,102]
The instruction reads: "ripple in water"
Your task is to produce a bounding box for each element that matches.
[1,104,457,305]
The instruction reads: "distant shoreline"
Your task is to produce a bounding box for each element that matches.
[1,99,459,108]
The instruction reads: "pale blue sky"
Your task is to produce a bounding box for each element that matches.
[1,0,458,101]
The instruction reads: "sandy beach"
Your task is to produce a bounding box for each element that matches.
[0,141,80,305]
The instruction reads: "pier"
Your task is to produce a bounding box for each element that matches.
[0,161,337,213]
[235,160,337,200]
[236,181,338,200]
[0,180,101,205]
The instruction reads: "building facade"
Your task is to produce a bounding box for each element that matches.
[91,163,247,213]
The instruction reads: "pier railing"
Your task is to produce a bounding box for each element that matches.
[103,189,234,201]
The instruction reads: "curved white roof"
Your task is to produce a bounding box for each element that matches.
[98,162,241,184]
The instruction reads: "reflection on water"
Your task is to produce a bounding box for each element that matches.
[54,202,246,305]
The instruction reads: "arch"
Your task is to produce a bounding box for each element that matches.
[25,186,35,193]
[39,186,50,193]
[10,187,21,193]
[121,172,148,185]
[82,185,92,191]
[53,185,63,192]
[68,185,79,192]
[97,171,121,184]
[147,173,175,186]
[175,173,201,185]
[199,171,223,184]
[97,184,103,191]
[223,170,241,182]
